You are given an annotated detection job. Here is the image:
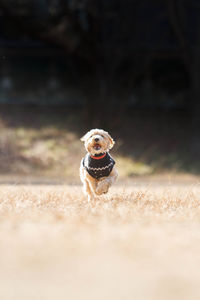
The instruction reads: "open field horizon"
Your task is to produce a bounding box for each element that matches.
[1,183,200,300]
[0,105,199,181]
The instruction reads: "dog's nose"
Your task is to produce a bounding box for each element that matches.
[95,138,99,142]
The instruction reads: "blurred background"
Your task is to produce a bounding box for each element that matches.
[0,0,200,183]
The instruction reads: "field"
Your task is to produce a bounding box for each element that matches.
[0,107,200,299]
[1,182,200,300]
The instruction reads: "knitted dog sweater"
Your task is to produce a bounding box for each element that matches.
[82,152,115,179]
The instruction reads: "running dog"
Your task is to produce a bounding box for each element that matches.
[80,129,118,202]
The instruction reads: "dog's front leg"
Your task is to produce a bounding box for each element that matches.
[96,168,118,195]
[83,180,94,203]
[107,168,118,185]
[85,173,98,198]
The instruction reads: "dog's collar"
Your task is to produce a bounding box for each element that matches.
[90,153,106,160]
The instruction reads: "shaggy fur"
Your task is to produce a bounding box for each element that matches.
[80,129,118,201]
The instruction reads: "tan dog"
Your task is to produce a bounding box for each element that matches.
[80,129,118,202]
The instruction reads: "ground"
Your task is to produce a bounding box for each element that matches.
[0,183,200,300]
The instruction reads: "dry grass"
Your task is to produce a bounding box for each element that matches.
[0,184,200,299]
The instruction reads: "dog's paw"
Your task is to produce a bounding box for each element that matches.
[96,180,110,195]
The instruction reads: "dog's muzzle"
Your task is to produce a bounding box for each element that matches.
[93,143,101,150]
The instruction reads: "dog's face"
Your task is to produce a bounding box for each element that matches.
[81,129,115,155]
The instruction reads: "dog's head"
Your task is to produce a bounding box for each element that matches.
[80,129,115,155]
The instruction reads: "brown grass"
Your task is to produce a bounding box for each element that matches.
[0,184,200,300]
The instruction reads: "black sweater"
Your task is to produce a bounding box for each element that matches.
[82,152,115,179]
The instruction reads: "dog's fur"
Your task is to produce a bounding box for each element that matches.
[80,129,118,202]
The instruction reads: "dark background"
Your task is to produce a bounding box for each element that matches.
[0,0,200,178]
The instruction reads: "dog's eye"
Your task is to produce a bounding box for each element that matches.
[100,135,104,138]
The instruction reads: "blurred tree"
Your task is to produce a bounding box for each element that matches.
[0,0,200,131]
[166,0,200,155]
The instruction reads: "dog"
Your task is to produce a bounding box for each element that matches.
[80,129,118,202]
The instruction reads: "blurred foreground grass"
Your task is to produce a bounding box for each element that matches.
[1,184,200,300]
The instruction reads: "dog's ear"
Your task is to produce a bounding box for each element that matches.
[107,133,115,149]
[80,134,87,142]
[80,131,90,142]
